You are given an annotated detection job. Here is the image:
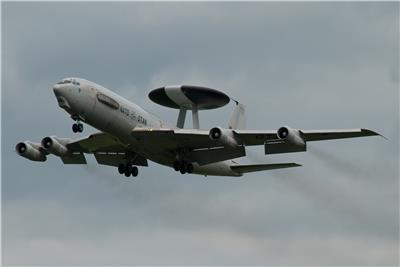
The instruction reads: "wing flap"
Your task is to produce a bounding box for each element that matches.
[264,139,307,154]
[231,163,301,174]
[190,146,246,165]
[61,153,87,164]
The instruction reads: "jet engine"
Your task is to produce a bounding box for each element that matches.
[15,142,47,161]
[277,126,306,147]
[209,127,239,148]
[41,136,70,157]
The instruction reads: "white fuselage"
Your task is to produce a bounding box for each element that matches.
[53,78,240,176]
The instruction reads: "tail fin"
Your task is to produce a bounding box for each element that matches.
[231,163,301,174]
[228,103,246,129]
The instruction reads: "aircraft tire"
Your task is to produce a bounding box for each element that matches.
[72,123,79,133]
[179,161,187,174]
[118,163,126,174]
[78,123,84,132]
[187,163,194,173]
[173,161,180,171]
[131,166,138,177]
[124,165,132,177]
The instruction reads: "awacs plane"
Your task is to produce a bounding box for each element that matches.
[16,77,381,177]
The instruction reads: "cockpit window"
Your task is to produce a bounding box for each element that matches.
[57,79,72,84]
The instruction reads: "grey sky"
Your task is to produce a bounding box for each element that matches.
[2,2,399,265]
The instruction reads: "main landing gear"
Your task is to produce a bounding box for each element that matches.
[72,122,84,133]
[118,163,139,177]
[173,160,194,174]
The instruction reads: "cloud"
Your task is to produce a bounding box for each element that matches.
[2,2,398,265]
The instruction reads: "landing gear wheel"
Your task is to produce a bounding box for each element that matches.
[187,163,194,173]
[173,161,180,171]
[78,123,84,132]
[179,161,187,174]
[131,166,138,177]
[72,123,79,133]
[118,163,126,174]
[124,165,132,177]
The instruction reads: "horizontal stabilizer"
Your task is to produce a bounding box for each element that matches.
[231,163,301,174]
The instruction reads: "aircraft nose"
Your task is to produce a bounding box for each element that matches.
[53,84,63,95]
[53,84,71,110]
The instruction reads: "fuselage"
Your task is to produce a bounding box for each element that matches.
[52,77,241,176]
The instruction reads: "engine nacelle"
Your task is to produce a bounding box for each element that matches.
[15,141,47,162]
[41,136,70,157]
[209,127,239,148]
[277,126,305,147]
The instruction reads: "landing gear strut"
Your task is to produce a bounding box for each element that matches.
[118,163,138,177]
[173,160,194,174]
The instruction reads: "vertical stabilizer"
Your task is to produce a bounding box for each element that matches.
[228,103,246,129]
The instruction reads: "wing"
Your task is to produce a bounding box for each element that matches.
[131,128,246,165]
[131,127,381,159]
[66,132,148,166]
[67,132,126,153]
[132,128,380,148]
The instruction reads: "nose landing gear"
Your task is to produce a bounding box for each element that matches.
[118,163,138,177]
[173,160,194,174]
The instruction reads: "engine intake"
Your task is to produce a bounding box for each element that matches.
[15,142,47,161]
[277,126,305,147]
[209,127,239,148]
[41,136,70,157]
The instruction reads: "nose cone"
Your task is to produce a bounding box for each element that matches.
[53,84,71,110]
[53,84,63,96]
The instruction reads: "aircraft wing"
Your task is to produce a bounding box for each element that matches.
[131,127,380,158]
[66,133,148,166]
[66,132,125,153]
[132,128,380,148]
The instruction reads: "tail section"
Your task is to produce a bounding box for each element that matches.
[228,103,246,129]
[230,163,301,174]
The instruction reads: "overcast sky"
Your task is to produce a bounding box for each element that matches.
[2,2,399,265]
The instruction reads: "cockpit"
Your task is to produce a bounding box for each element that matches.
[56,78,80,86]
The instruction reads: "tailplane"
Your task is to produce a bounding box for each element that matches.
[231,163,301,174]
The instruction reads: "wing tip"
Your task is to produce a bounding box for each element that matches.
[361,129,388,140]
